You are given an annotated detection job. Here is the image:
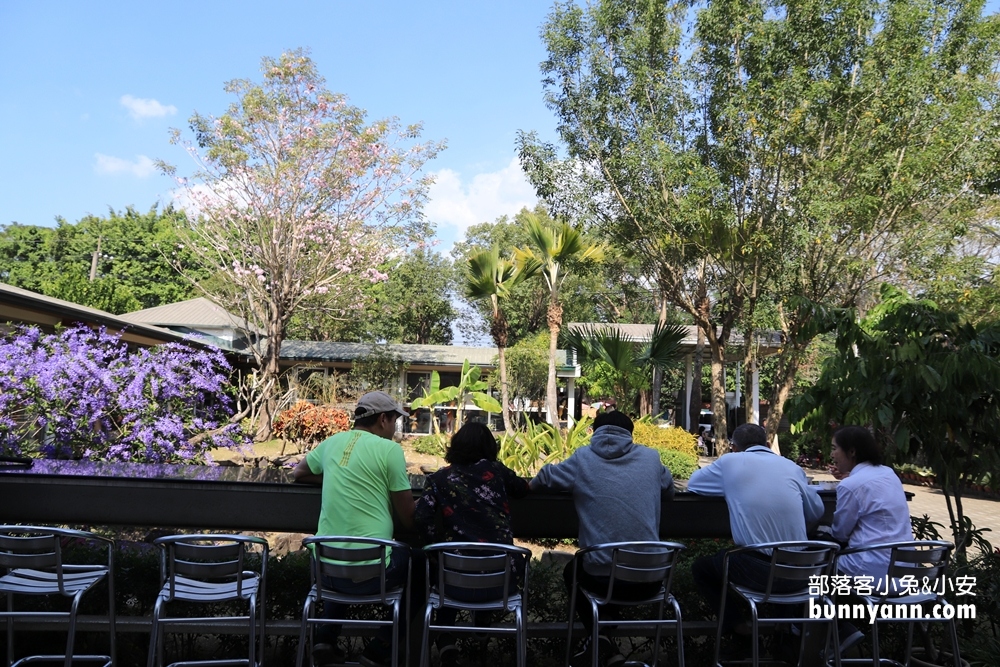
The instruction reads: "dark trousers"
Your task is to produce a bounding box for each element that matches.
[317,548,425,648]
[563,559,662,635]
[692,548,801,635]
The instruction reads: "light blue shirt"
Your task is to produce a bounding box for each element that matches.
[686,445,825,547]
[832,462,912,579]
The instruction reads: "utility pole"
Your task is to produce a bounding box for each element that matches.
[89,236,102,282]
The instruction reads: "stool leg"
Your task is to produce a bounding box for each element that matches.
[65,592,83,667]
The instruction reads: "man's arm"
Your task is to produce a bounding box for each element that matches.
[660,465,676,500]
[798,470,826,530]
[529,455,578,492]
[292,458,323,485]
[685,461,725,496]
[391,490,416,531]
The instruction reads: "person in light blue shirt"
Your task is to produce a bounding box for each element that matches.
[687,423,824,637]
[829,425,911,579]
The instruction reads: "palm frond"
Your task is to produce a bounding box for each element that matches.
[641,321,688,369]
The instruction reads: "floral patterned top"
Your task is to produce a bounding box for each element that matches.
[414,459,530,544]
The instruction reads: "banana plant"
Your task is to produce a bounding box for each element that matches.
[410,359,501,434]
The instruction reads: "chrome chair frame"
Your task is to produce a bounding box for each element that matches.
[295,537,409,667]
[565,541,686,667]
[420,542,531,667]
[0,525,116,667]
[714,540,841,667]
[147,534,268,667]
[836,540,960,667]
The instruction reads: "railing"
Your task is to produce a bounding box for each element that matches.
[0,459,841,537]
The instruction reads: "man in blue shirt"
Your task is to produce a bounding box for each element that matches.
[687,423,824,639]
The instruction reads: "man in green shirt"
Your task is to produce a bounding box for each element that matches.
[293,390,415,667]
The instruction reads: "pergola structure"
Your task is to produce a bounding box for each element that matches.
[566,322,783,429]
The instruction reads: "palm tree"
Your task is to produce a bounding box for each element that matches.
[514,214,604,425]
[465,247,539,434]
[562,322,687,412]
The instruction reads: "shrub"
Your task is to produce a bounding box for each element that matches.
[657,448,699,479]
[633,420,698,457]
[499,416,593,477]
[273,401,350,452]
[412,433,448,457]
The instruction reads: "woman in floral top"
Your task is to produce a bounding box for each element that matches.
[414,421,529,666]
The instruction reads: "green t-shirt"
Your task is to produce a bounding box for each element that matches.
[305,429,411,545]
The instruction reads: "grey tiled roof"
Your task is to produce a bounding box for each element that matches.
[0,282,192,345]
[280,340,577,371]
[566,322,783,351]
[121,297,260,333]
[280,341,497,365]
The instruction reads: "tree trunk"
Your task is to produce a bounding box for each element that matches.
[689,327,705,432]
[254,330,283,442]
[650,367,662,418]
[708,337,729,452]
[651,293,668,418]
[545,299,563,425]
[639,389,652,417]
[765,344,806,455]
[498,346,514,435]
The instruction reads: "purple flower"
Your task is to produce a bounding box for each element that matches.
[0,325,247,463]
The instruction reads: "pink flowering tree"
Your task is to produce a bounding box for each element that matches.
[160,50,443,438]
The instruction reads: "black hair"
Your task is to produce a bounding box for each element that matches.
[731,423,767,451]
[832,426,883,466]
[592,410,634,433]
[354,408,390,429]
[445,422,499,465]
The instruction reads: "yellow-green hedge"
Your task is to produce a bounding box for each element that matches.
[632,421,699,458]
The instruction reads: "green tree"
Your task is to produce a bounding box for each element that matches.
[161,50,442,438]
[368,249,456,344]
[465,247,540,434]
[522,0,1000,450]
[495,331,550,429]
[514,212,605,424]
[410,360,502,434]
[563,321,686,413]
[453,207,656,346]
[790,285,1000,556]
[0,206,204,314]
[288,247,456,344]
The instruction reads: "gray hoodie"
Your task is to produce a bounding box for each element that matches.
[532,425,675,574]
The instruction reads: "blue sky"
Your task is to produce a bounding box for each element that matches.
[0,1,557,250]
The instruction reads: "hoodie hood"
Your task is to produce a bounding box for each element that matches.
[588,424,635,460]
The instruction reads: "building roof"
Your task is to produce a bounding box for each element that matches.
[121,297,260,333]
[0,282,195,348]
[280,340,579,376]
[566,322,783,360]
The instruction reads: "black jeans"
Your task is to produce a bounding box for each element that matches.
[563,559,662,635]
[692,548,802,635]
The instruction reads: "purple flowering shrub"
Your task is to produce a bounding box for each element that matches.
[0,325,247,462]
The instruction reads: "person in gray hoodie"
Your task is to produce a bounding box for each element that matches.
[530,410,675,666]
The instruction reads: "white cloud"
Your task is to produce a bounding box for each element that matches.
[424,157,537,242]
[94,153,157,178]
[120,94,177,120]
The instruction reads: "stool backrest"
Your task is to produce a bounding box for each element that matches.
[579,541,686,605]
[304,536,407,606]
[425,542,531,612]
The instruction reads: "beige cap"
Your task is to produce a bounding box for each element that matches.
[355,391,409,419]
